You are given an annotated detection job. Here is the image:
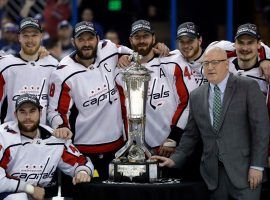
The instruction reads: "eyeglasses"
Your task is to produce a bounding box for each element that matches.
[201,59,227,68]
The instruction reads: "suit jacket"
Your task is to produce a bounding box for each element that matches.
[171,73,270,190]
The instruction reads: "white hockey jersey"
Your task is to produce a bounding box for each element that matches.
[0,54,58,124]
[0,121,93,194]
[117,53,197,148]
[170,49,207,86]
[48,40,127,154]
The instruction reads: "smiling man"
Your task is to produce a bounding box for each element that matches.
[47,21,130,199]
[0,93,93,200]
[0,17,58,125]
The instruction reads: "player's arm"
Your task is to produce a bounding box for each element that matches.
[158,64,188,157]
[258,42,270,82]
[58,140,94,185]
[47,70,73,139]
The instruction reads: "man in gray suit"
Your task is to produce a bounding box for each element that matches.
[153,47,270,200]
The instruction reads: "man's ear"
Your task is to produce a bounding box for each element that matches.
[14,111,17,119]
[71,38,75,47]
[153,34,156,44]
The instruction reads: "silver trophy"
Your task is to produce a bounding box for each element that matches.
[109,52,159,182]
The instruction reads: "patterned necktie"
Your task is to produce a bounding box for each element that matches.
[213,85,222,132]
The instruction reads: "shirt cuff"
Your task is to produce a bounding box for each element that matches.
[250,166,264,171]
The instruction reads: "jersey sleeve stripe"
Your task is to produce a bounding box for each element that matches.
[0,148,11,169]
[171,64,189,125]
[0,74,5,101]
[57,83,71,127]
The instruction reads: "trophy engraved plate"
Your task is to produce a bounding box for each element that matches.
[109,52,159,183]
[117,165,146,177]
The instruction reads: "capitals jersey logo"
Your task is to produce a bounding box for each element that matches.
[82,75,118,107]
[148,79,170,110]
[12,78,48,102]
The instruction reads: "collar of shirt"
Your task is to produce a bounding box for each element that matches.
[209,72,230,95]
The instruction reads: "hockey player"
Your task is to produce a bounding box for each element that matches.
[117,20,197,157]
[0,17,58,125]
[210,23,270,95]
[174,22,206,86]
[0,93,93,200]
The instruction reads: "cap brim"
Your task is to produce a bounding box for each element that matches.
[130,29,153,36]
[19,25,42,33]
[235,32,258,39]
[16,101,43,110]
[74,30,96,38]
[177,32,197,39]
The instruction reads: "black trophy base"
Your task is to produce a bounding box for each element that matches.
[109,160,159,183]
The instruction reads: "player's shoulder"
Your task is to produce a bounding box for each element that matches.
[39,55,59,66]
[51,54,83,80]
[97,39,118,56]
[0,121,21,148]
[0,54,24,67]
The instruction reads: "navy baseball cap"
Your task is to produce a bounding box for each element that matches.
[73,21,96,38]
[177,22,200,39]
[235,23,260,39]
[15,94,43,110]
[58,20,71,29]
[130,20,154,36]
[19,17,42,33]
[3,23,18,33]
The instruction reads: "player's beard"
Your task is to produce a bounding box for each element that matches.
[131,41,155,56]
[21,42,40,56]
[182,42,200,60]
[75,44,98,60]
[18,118,40,133]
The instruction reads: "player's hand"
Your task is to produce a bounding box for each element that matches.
[158,146,175,157]
[38,46,50,59]
[117,55,132,68]
[153,42,170,57]
[31,186,45,200]
[259,60,270,82]
[53,127,73,139]
[248,168,263,189]
[151,155,176,168]
[72,171,91,185]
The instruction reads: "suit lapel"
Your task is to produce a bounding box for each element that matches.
[217,73,236,133]
[202,83,212,129]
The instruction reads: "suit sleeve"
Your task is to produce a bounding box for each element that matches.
[170,92,201,168]
[58,140,94,177]
[247,80,270,167]
[47,70,73,129]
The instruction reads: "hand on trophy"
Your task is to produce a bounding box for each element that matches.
[151,155,176,168]
[158,146,175,157]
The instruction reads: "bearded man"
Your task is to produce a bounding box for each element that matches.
[117,20,197,157]
[0,17,58,125]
